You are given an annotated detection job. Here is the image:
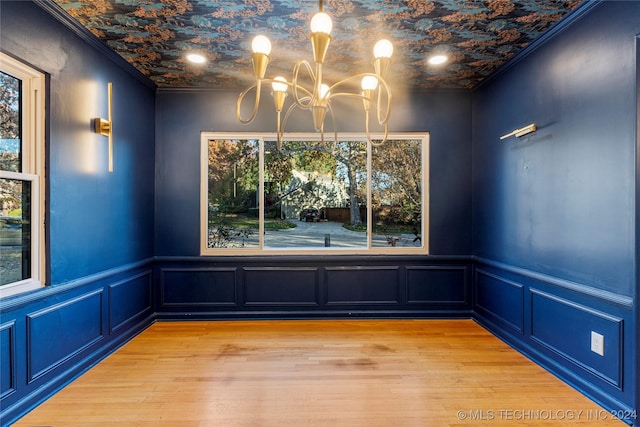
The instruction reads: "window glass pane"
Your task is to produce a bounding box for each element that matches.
[201,132,428,255]
[0,178,31,285]
[0,71,22,172]
[206,139,260,248]
[371,139,423,248]
[264,139,367,249]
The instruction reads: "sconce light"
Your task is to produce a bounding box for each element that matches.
[93,82,113,172]
[500,123,537,140]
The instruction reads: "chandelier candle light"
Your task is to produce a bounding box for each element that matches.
[236,0,393,149]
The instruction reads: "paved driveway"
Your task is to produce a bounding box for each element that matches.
[265,220,367,248]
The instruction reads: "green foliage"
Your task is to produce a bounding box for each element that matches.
[292,147,337,176]
[371,139,422,230]
[0,72,20,140]
[265,219,297,230]
[264,144,293,189]
[208,215,296,230]
[208,139,259,217]
[342,223,366,232]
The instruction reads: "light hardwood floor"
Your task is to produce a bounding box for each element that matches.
[14,319,628,426]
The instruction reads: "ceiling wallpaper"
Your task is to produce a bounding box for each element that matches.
[52,0,583,89]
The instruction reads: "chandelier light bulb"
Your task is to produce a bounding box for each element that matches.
[272,76,288,93]
[310,12,333,34]
[361,75,379,91]
[373,39,393,58]
[251,35,272,55]
[319,83,331,99]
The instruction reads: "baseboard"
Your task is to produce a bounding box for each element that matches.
[154,309,474,321]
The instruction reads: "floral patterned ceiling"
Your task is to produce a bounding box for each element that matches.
[52,0,583,89]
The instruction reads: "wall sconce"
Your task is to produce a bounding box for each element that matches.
[500,123,536,140]
[93,82,113,172]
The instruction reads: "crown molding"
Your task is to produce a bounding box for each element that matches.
[33,0,157,90]
[475,0,602,91]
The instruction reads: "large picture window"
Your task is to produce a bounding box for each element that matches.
[0,53,45,297]
[201,133,428,255]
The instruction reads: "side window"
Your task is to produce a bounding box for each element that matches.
[0,53,46,298]
[201,133,429,255]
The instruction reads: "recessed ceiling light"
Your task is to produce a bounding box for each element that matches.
[428,54,448,65]
[187,53,207,64]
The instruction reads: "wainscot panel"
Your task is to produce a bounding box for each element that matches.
[244,267,319,306]
[153,256,473,318]
[160,268,238,307]
[406,265,469,304]
[0,321,16,399]
[473,259,635,423]
[27,290,104,382]
[474,268,524,333]
[0,260,154,426]
[109,270,153,333]
[325,266,400,305]
[530,289,623,388]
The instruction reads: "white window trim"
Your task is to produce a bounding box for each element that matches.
[200,132,429,256]
[0,53,46,298]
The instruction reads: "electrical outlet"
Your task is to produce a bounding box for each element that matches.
[591,331,604,356]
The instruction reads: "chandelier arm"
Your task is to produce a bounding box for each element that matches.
[325,91,386,117]
[289,82,314,102]
[280,103,297,149]
[325,92,368,102]
[364,108,372,146]
[325,72,378,94]
[367,121,389,146]
[322,73,392,126]
[324,103,339,152]
[362,97,389,147]
[276,109,283,150]
[292,60,316,109]
[375,76,392,125]
[261,77,313,101]
[278,98,310,150]
[236,80,262,124]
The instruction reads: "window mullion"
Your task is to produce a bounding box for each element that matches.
[0,170,38,181]
[366,140,372,249]
[259,137,265,249]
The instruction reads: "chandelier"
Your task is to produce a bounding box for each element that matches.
[236,0,393,149]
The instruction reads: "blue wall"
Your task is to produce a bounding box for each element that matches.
[473,1,637,295]
[153,87,473,321]
[0,2,156,424]
[0,1,156,284]
[155,88,472,256]
[472,1,639,420]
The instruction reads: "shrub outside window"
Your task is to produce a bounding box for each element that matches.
[201,133,428,255]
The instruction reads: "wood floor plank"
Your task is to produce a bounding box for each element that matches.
[13,320,627,426]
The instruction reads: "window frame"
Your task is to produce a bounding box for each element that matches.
[200,132,429,256]
[0,53,46,298]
